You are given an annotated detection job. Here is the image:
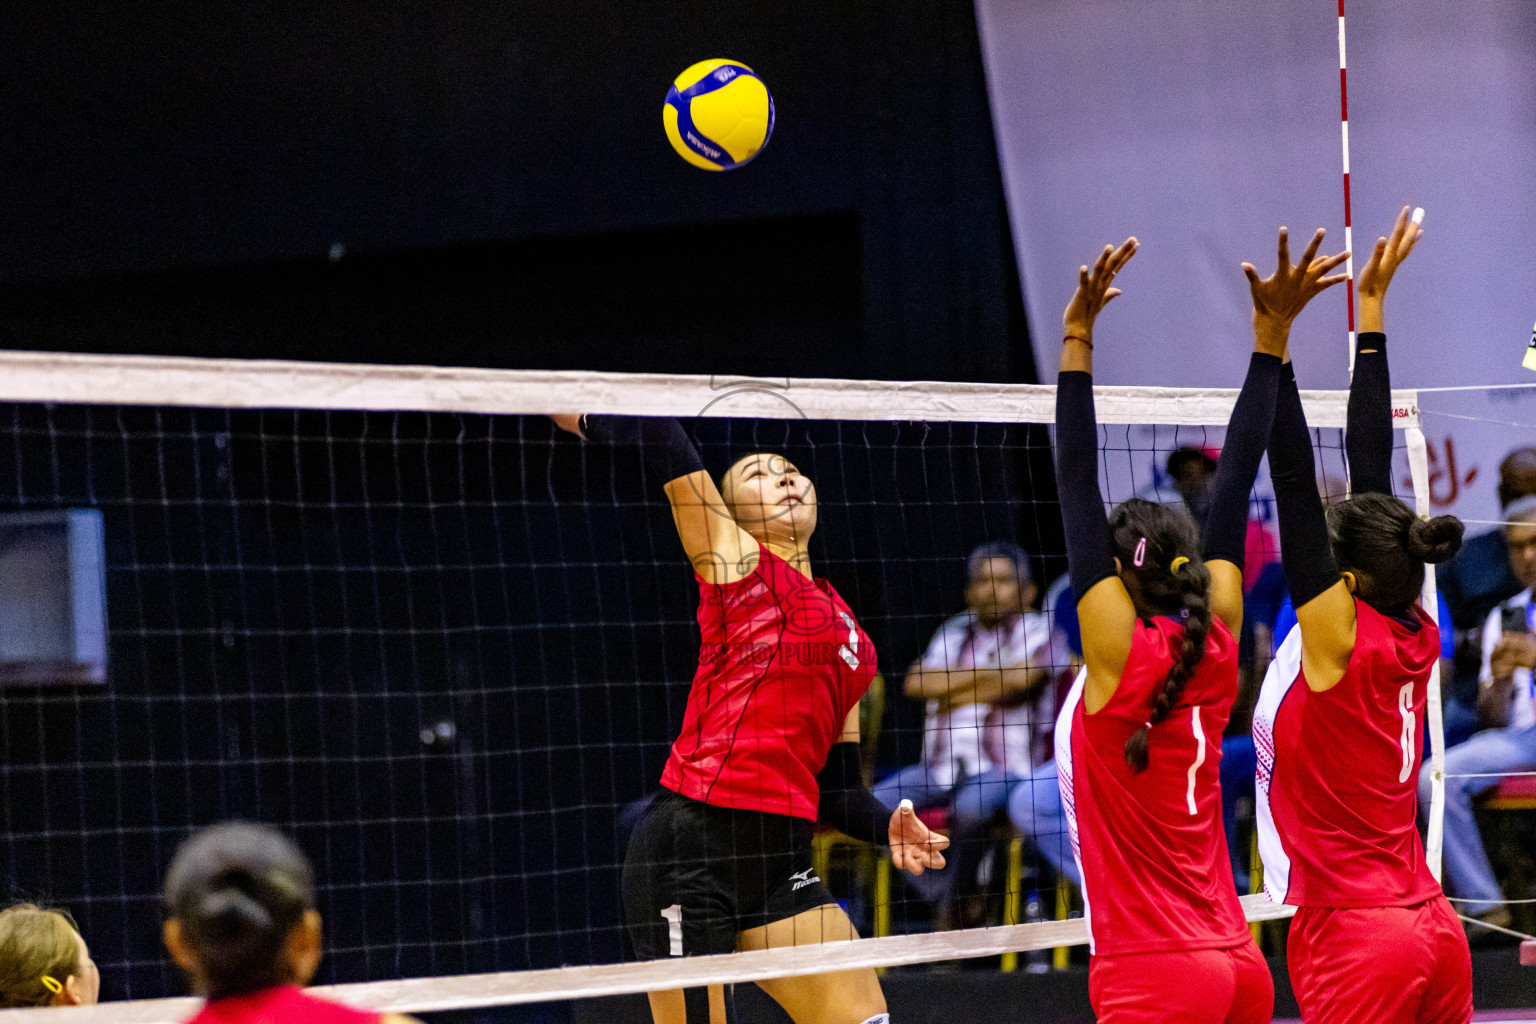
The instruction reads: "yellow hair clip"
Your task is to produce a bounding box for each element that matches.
[1169,556,1190,573]
[39,976,62,996]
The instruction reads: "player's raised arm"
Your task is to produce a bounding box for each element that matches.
[1347,205,1423,495]
[1055,237,1139,709]
[549,414,758,584]
[1197,294,1292,636]
[1248,227,1355,687]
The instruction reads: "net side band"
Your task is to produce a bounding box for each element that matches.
[0,897,1293,1022]
[0,349,1415,427]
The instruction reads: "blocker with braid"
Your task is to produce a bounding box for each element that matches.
[551,413,944,1024]
[1253,207,1473,1024]
[1052,234,1292,1024]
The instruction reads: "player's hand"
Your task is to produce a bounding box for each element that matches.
[1357,206,1422,302]
[888,802,950,876]
[1062,237,1138,344]
[549,413,585,437]
[1491,632,1536,680]
[1241,228,1349,356]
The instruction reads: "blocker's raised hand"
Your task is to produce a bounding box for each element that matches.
[1063,236,1138,343]
[1241,227,1350,354]
[1357,205,1422,303]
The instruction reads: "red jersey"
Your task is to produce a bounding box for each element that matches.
[187,986,380,1024]
[1056,615,1249,956]
[661,547,877,819]
[1254,598,1442,908]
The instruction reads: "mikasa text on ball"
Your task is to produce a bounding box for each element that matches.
[663,60,775,171]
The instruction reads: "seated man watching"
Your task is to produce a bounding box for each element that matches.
[1420,495,1536,935]
[874,542,1058,901]
[1438,447,1536,744]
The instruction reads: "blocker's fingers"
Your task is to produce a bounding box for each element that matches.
[1109,236,1138,272]
[1314,272,1350,290]
[1387,205,1410,250]
[1313,250,1352,275]
[1277,227,1291,271]
[1079,266,1091,291]
[1398,221,1423,259]
[1298,228,1326,274]
[928,831,951,851]
[1092,244,1114,278]
[1101,288,1123,306]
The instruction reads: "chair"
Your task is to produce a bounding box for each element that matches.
[1483,774,1536,811]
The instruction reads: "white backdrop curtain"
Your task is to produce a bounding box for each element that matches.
[976,0,1536,523]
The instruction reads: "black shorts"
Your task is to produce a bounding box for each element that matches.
[622,789,838,959]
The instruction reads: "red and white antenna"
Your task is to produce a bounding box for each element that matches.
[1338,0,1356,371]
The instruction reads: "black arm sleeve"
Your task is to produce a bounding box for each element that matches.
[815,742,890,845]
[1269,363,1340,608]
[1345,331,1393,495]
[583,415,706,485]
[1055,371,1117,602]
[1202,353,1281,568]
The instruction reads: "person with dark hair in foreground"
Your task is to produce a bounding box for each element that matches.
[1053,232,1287,1023]
[1253,208,1472,1024]
[165,822,422,1024]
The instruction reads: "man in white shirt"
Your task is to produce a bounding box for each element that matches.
[1420,496,1536,934]
[872,543,1062,898]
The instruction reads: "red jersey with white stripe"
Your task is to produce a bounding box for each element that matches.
[662,547,877,819]
[187,986,380,1024]
[1056,615,1249,956]
[1254,598,1442,908]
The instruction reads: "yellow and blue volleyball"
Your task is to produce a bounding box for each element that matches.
[662,60,774,172]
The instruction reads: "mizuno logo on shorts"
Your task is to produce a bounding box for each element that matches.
[789,868,821,890]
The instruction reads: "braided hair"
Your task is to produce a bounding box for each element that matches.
[1107,498,1213,773]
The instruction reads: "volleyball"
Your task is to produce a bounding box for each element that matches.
[662,59,774,171]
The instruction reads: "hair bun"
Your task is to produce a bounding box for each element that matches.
[197,885,273,939]
[1405,514,1464,564]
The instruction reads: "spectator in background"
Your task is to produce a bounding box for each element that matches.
[1158,446,1279,593]
[1166,445,1220,525]
[0,904,98,1008]
[1438,447,1536,744]
[1423,496,1536,936]
[875,542,1058,900]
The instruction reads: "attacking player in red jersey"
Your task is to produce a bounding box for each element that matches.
[163,823,420,1024]
[551,413,946,1024]
[1253,207,1472,1024]
[1053,228,1348,1023]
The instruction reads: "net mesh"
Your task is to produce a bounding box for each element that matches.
[0,357,1426,1021]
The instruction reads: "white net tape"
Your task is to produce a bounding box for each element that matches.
[0,897,1297,1021]
[0,350,1426,1022]
[0,348,1416,427]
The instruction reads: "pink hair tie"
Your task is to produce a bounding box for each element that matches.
[1132,537,1147,567]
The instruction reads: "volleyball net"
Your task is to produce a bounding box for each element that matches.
[0,352,1437,1021]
